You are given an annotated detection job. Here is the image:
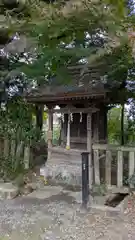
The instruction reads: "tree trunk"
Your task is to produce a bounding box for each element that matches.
[121,104,124,145]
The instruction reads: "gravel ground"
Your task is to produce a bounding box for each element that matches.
[0,190,135,240]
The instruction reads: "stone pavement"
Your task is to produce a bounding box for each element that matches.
[0,185,135,239]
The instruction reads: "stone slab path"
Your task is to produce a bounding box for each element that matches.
[0,186,135,239]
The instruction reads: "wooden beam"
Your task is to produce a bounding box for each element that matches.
[46,107,99,114]
[26,92,106,103]
[92,144,135,152]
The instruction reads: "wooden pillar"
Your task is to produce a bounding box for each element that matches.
[47,109,53,160]
[104,106,108,143]
[117,150,123,187]
[35,105,43,140]
[129,151,135,188]
[121,103,124,145]
[99,106,108,143]
[87,112,93,189]
[93,112,99,143]
[66,113,70,150]
[60,117,64,147]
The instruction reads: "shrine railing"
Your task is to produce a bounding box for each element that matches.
[0,137,30,170]
[92,144,135,188]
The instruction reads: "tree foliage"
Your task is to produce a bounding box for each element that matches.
[0,0,135,146]
[19,0,131,79]
[0,0,134,91]
[108,105,135,144]
[0,98,37,142]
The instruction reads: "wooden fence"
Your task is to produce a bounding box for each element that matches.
[0,137,30,170]
[92,144,135,188]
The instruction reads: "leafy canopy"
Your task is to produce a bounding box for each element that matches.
[7,0,132,82]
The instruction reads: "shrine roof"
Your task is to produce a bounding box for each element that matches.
[25,64,122,104]
[26,85,108,102]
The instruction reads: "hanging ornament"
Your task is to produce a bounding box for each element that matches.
[62,113,64,123]
[70,113,73,122]
[80,112,82,123]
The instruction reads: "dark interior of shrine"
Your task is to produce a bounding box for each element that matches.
[60,106,108,149]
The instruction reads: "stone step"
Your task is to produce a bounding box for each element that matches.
[50,152,81,165]
[0,183,19,200]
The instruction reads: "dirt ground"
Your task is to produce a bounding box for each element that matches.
[0,186,135,240]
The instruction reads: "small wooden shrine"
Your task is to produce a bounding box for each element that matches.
[26,64,124,187]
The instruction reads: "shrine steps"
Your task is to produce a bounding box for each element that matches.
[48,146,83,165]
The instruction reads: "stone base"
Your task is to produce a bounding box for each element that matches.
[0,183,19,200]
[45,147,83,187]
[44,162,82,187]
